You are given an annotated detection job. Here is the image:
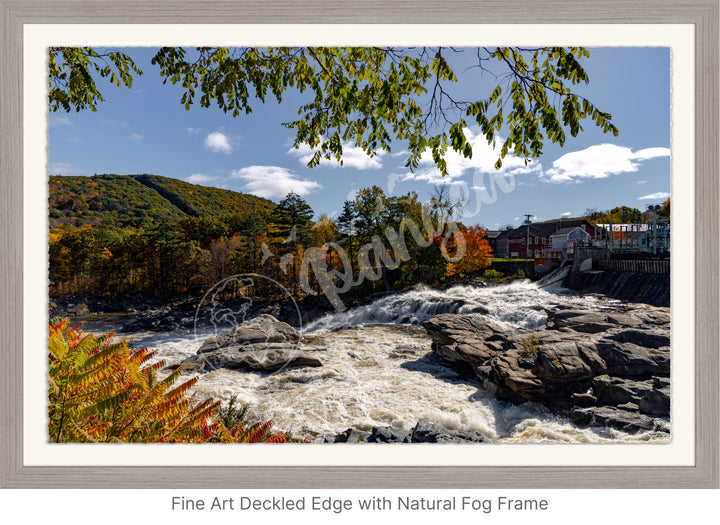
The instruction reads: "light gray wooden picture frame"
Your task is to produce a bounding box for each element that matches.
[1,0,717,489]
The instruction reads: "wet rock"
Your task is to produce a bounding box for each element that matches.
[637,386,671,416]
[550,311,619,333]
[198,314,300,353]
[570,392,597,407]
[367,426,411,443]
[592,375,651,407]
[434,341,499,369]
[423,314,508,370]
[590,374,671,417]
[175,314,321,373]
[326,428,372,443]
[423,302,671,433]
[179,345,322,373]
[570,406,667,434]
[594,340,670,378]
[604,312,645,327]
[423,314,503,349]
[605,329,670,349]
[490,353,545,401]
[534,341,602,382]
[409,420,486,443]
[322,421,486,444]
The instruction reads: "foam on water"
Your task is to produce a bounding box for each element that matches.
[85,281,666,443]
[305,279,618,333]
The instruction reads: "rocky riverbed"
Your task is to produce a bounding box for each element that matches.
[168,314,491,443]
[162,292,671,442]
[422,304,671,434]
[68,277,672,442]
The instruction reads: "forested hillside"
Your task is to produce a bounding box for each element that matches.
[49,174,275,228]
[48,177,492,308]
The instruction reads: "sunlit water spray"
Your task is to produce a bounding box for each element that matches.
[85,280,668,443]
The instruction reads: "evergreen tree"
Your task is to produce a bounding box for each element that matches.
[272,192,314,245]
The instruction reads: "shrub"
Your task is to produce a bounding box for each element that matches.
[517,335,541,358]
[48,318,286,443]
[215,395,249,429]
[483,268,504,280]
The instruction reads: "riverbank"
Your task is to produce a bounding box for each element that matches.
[53,276,525,333]
[57,275,671,443]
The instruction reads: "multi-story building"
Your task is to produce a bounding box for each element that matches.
[494,218,598,259]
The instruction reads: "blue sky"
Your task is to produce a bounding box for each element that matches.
[48,47,671,229]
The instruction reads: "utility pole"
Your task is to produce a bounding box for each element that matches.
[524,214,532,259]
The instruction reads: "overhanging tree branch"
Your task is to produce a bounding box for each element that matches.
[48,46,618,175]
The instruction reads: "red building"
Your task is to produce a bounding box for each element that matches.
[495,219,598,259]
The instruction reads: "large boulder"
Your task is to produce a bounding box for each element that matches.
[422,302,671,433]
[197,313,300,353]
[409,419,486,443]
[489,352,546,401]
[534,341,606,382]
[178,344,323,373]
[569,406,667,434]
[176,314,322,373]
[422,314,509,369]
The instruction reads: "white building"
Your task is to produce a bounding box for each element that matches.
[549,226,591,257]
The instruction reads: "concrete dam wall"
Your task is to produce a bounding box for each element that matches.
[564,270,670,307]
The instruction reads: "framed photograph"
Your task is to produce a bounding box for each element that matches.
[1,0,717,489]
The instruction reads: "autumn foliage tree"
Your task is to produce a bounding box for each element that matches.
[48,318,286,443]
[445,226,493,278]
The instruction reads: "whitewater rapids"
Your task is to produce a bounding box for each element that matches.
[95,280,670,443]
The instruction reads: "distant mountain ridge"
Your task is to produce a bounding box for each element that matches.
[49,174,275,227]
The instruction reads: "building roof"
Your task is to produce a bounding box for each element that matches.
[496,219,595,239]
[551,226,582,236]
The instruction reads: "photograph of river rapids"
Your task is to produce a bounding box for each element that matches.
[68,275,671,445]
[48,46,671,445]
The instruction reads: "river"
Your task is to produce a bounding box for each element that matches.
[76,280,670,444]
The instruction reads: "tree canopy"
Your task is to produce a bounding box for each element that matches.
[48,46,618,176]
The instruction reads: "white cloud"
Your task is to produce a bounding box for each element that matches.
[560,211,572,217]
[231,166,322,199]
[544,144,670,183]
[638,192,670,200]
[48,163,86,176]
[187,127,204,135]
[632,147,671,160]
[288,142,384,170]
[128,133,144,144]
[50,116,72,127]
[204,132,233,154]
[187,173,218,185]
[401,127,541,184]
